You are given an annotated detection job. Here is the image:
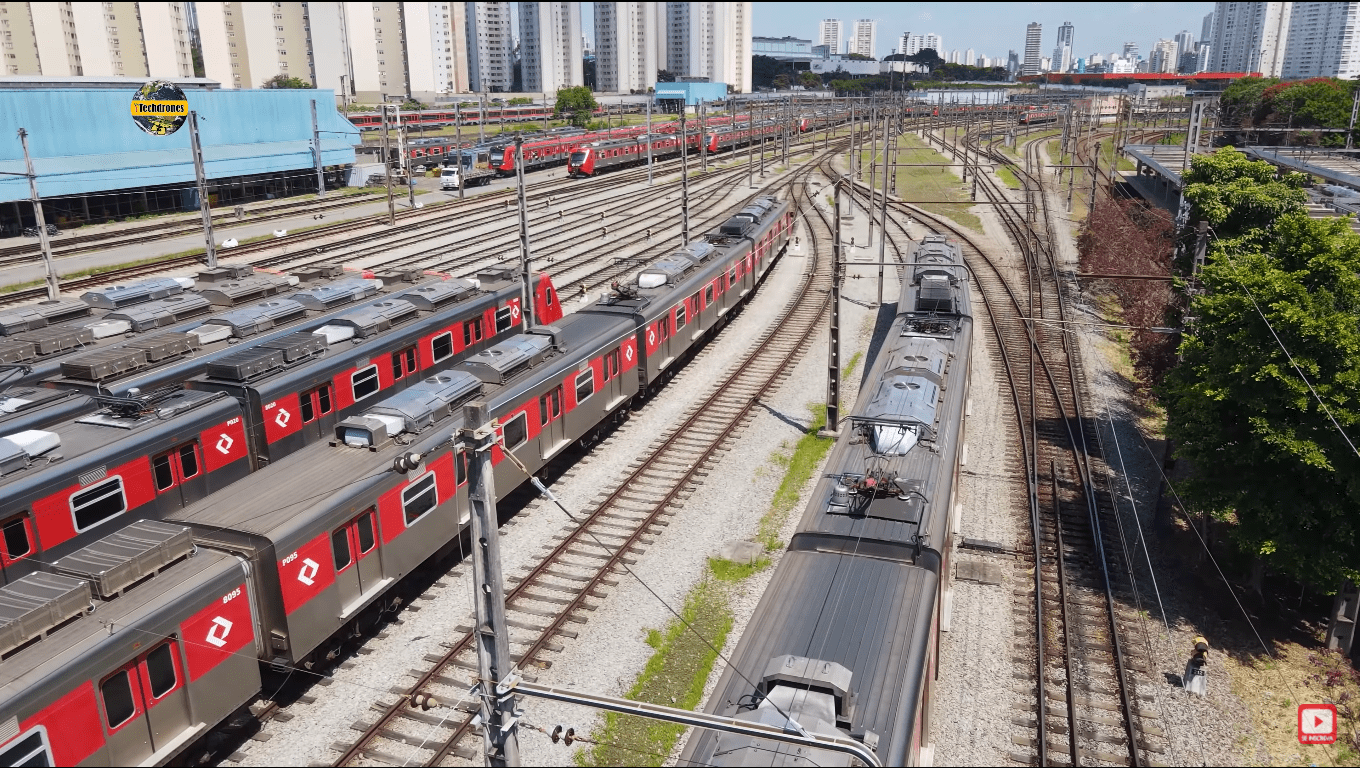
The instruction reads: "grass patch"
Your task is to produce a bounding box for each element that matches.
[756,404,835,550]
[842,351,863,381]
[577,571,734,767]
[708,556,771,583]
[996,165,1022,189]
[0,279,43,294]
[869,133,983,234]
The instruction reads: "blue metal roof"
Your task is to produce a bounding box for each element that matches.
[653,82,729,106]
[0,88,358,204]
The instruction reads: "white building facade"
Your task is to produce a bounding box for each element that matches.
[1280,1,1360,79]
[1207,1,1291,76]
[595,1,657,93]
[464,1,512,92]
[817,19,842,56]
[1052,21,1074,73]
[666,2,751,93]
[3,1,194,78]
[851,19,876,58]
[519,1,582,92]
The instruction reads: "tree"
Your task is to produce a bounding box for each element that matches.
[507,97,533,106]
[656,69,677,83]
[262,75,313,89]
[773,73,791,90]
[799,71,821,89]
[555,86,598,127]
[906,47,945,74]
[1160,211,1360,586]
[846,53,875,61]
[1179,147,1307,246]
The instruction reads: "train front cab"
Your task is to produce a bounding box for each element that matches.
[0,549,260,767]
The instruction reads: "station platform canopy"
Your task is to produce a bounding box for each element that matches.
[0,87,358,205]
[1245,146,1360,191]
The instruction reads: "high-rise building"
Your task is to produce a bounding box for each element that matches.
[1281,2,1360,79]
[1007,50,1020,73]
[595,2,658,93]
[404,3,470,100]
[1196,42,1213,71]
[1021,21,1042,75]
[964,48,976,66]
[666,3,752,93]
[1122,41,1140,60]
[1052,21,1074,73]
[948,49,960,64]
[2,2,194,78]
[1202,10,1216,43]
[1150,38,1180,72]
[1174,30,1196,58]
[851,19,876,58]
[1207,2,1291,76]
[922,33,943,55]
[199,1,318,91]
[520,2,583,92]
[465,1,513,92]
[818,19,843,56]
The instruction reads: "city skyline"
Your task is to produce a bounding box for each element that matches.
[751,2,1213,61]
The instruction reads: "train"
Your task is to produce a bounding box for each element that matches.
[0,195,794,766]
[346,103,643,132]
[680,234,973,767]
[1018,108,1062,125]
[566,120,784,177]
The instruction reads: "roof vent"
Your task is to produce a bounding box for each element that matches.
[719,215,755,236]
[12,325,94,356]
[637,258,694,289]
[0,430,60,474]
[460,334,552,384]
[330,299,418,338]
[0,573,92,657]
[196,265,254,283]
[0,340,35,365]
[80,278,192,310]
[206,346,285,381]
[289,278,383,310]
[54,521,194,599]
[196,276,293,306]
[915,275,954,314]
[60,332,200,381]
[374,268,422,284]
[105,294,212,331]
[200,299,307,337]
[402,279,478,310]
[0,300,92,336]
[259,331,327,362]
[292,264,345,283]
[335,372,482,447]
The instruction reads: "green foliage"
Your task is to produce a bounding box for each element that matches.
[506,96,533,106]
[554,86,598,127]
[261,75,313,89]
[757,404,834,550]
[847,52,876,61]
[1180,148,1307,243]
[799,71,821,89]
[1160,211,1360,586]
[1221,76,1360,145]
[707,556,770,582]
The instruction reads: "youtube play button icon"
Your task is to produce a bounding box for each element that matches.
[1299,704,1337,744]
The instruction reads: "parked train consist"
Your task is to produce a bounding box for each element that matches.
[566,121,784,177]
[0,196,794,766]
[681,235,973,767]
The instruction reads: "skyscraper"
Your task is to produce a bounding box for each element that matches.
[1207,1,1290,77]
[465,1,514,92]
[3,2,195,79]
[1150,38,1180,72]
[1281,1,1360,79]
[595,2,658,93]
[818,19,843,56]
[520,2,583,92]
[851,19,876,58]
[666,2,753,93]
[1052,21,1074,73]
[1201,10,1215,44]
[1022,22,1042,75]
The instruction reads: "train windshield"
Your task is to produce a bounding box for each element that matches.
[569,152,587,165]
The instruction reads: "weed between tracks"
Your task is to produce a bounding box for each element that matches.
[870,133,984,234]
[757,404,834,551]
[996,165,1022,190]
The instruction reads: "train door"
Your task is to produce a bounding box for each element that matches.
[602,348,623,408]
[331,508,380,611]
[687,293,703,340]
[538,385,565,458]
[151,441,206,507]
[390,344,418,385]
[98,639,191,764]
[298,383,336,444]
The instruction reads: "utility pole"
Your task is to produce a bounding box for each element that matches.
[747,102,755,189]
[310,99,326,197]
[456,102,465,200]
[680,107,690,243]
[187,111,218,269]
[1350,89,1359,150]
[700,100,708,172]
[646,97,653,185]
[823,180,843,437]
[515,136,534,328]
[16,129,58,300]
[760,101,768,176]
[380,101,396,225]
[480,93,487,144]
[339,75,347,109]
[460,402,521,767]
[867,109,877,248]
[877,116,890,307]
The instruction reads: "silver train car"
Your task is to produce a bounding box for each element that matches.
[681,234,973,767]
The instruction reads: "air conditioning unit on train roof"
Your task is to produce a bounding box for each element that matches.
[335,372,483,448]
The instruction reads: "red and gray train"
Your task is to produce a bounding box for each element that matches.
[566,120,784,177]
[0,196,792,766]
[681,234,973,767]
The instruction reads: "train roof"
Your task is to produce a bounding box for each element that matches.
[167,311,634,551]
[0,543,242,720]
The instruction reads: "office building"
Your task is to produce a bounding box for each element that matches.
[818,19,843,56]
[465,1,513,92]
[752,35,815,61]
[1022,22,1042,76]
[665,2,751,93]
[851,19,876,58]
[1052,21,1074,73]
[596,2,658,92]
[1,2,194,78]
[520,2,582,92]
[1207,1,1290,76]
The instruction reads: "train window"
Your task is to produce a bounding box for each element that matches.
[300,393,313,424]
[402,473,438,526]
[575,370,594,403]
[356,510,376,554]
[391,346,417,381]
[153,454,175,491]
[317,385,332,414]
[332,527,352,572]
[352,366,380,401]
[728,266,737,285]
[502,412,528,450]
[1,514,30,561]
[301,384,334,424]
[495,306,514,333]
[657,318,670,342]
[704,285,714,306]
[545,287,555,308]
[675,305,686,330]
[463,317,484,346]
[432,332,454,362]
[547,387,562,419]
[101,670,137,729]
[606,349,620,381]
[146,642,177,699]
[0,728,51,767]
[689,292,700,316]
[72,477,126,532]
[178,444,199,480]
[456,450,466,485]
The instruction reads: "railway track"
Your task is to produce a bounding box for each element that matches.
[325,150,840,768]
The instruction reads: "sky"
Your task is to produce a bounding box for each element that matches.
[751,2,1215,61]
